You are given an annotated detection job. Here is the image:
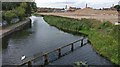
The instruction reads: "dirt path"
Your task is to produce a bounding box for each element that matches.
[38,9,118,24]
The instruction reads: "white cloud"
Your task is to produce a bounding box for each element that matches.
[35,0,119,8]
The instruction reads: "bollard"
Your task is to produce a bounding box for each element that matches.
[71,43,74,51]
[81,38,84,47]
[58,48,61,58]
[44,54,49,65]
[28,61,32,67]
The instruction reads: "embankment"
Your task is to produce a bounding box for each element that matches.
[0,18,31,38]
[42,15,119,65]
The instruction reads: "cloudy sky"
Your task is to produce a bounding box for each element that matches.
[35,0,119,9]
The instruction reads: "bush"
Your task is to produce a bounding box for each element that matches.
[4,11,17,24]
[99,21,113,29]
[98,21,114,33]
[44,15,103,31]
[15,6,25,20]
[111,25,120,40]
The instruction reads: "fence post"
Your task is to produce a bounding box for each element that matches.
[44,53,49,65]
[58,48,61,58]
[28,61,32,67]
[71,43,74,51]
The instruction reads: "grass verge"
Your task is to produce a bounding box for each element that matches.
[42,15,119,65]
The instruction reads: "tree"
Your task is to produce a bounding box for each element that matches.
[31,2,37,12]
[15,6,25,20]
[25,2,37,16]
[114,5,120,11]
[2,2,21,10]
[2,2,37,22]
[4,11,17,24]
[20,2,27,8]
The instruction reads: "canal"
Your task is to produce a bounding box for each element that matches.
[2,16,112,65]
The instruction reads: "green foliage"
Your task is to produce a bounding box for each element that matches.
[114,5,120,11]
[98,21,114,33]
[44,15,102,31]
[15,6,25,20]
[20,2,27,8]
[2,2,21,10]
[20,2,30,17]
[99,21,113,29]
[2,2,37,12]
[3,11,17,24]
[2,2,37,26]
[31,2,37,12]
[2,2,37,18]
[110,25,120,40]
[86,30,118,64]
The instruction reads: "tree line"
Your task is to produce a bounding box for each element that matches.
[2,2,37,24]
[114,5,120,11]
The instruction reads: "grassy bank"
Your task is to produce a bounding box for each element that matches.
[43,15,119,65]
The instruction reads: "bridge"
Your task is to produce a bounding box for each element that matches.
[19,37,89,67]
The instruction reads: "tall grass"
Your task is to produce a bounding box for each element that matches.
[43,15,119,65]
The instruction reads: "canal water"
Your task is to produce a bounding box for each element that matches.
[2,16,112,65]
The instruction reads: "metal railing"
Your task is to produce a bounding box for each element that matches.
[18,37,88,67]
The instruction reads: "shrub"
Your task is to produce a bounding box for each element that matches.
[111,25,120,40]
[4,11,17,24]
[15,6,25,20]
[99,21,113,29]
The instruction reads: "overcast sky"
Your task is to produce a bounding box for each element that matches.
[35,0,119,9]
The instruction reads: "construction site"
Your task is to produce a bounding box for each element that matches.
[38,4,119,24]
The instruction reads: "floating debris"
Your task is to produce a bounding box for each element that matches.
[21,55,26,60]
[74,61,87,67]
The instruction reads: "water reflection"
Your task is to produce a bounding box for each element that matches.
[2,25,33,49]
[2,36,10,49]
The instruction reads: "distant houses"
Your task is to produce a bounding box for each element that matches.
[102,7,116,10]
[37,4,117,13]
[68,7,81,12]
[37,6,81,13]
[37,8,65,13]
[101,4,116,10]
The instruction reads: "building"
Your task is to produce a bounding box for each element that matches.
[53,8,65,12]
[68,7,81,12]
[37,7,65,13]
[102,4,116,10]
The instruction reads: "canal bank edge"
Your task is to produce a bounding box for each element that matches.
[0,18,31,39]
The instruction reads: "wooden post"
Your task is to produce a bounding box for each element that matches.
[58,48,61,58]
[28,61,32,67]
[81,39,84,47]
[71,43,74,51]
[44,54,49,65]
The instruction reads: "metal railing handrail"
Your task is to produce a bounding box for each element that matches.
[19,37,87,67]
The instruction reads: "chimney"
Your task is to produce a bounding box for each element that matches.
[65,5,67,9]
[86,3,87,8]
[112,4,114,7]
